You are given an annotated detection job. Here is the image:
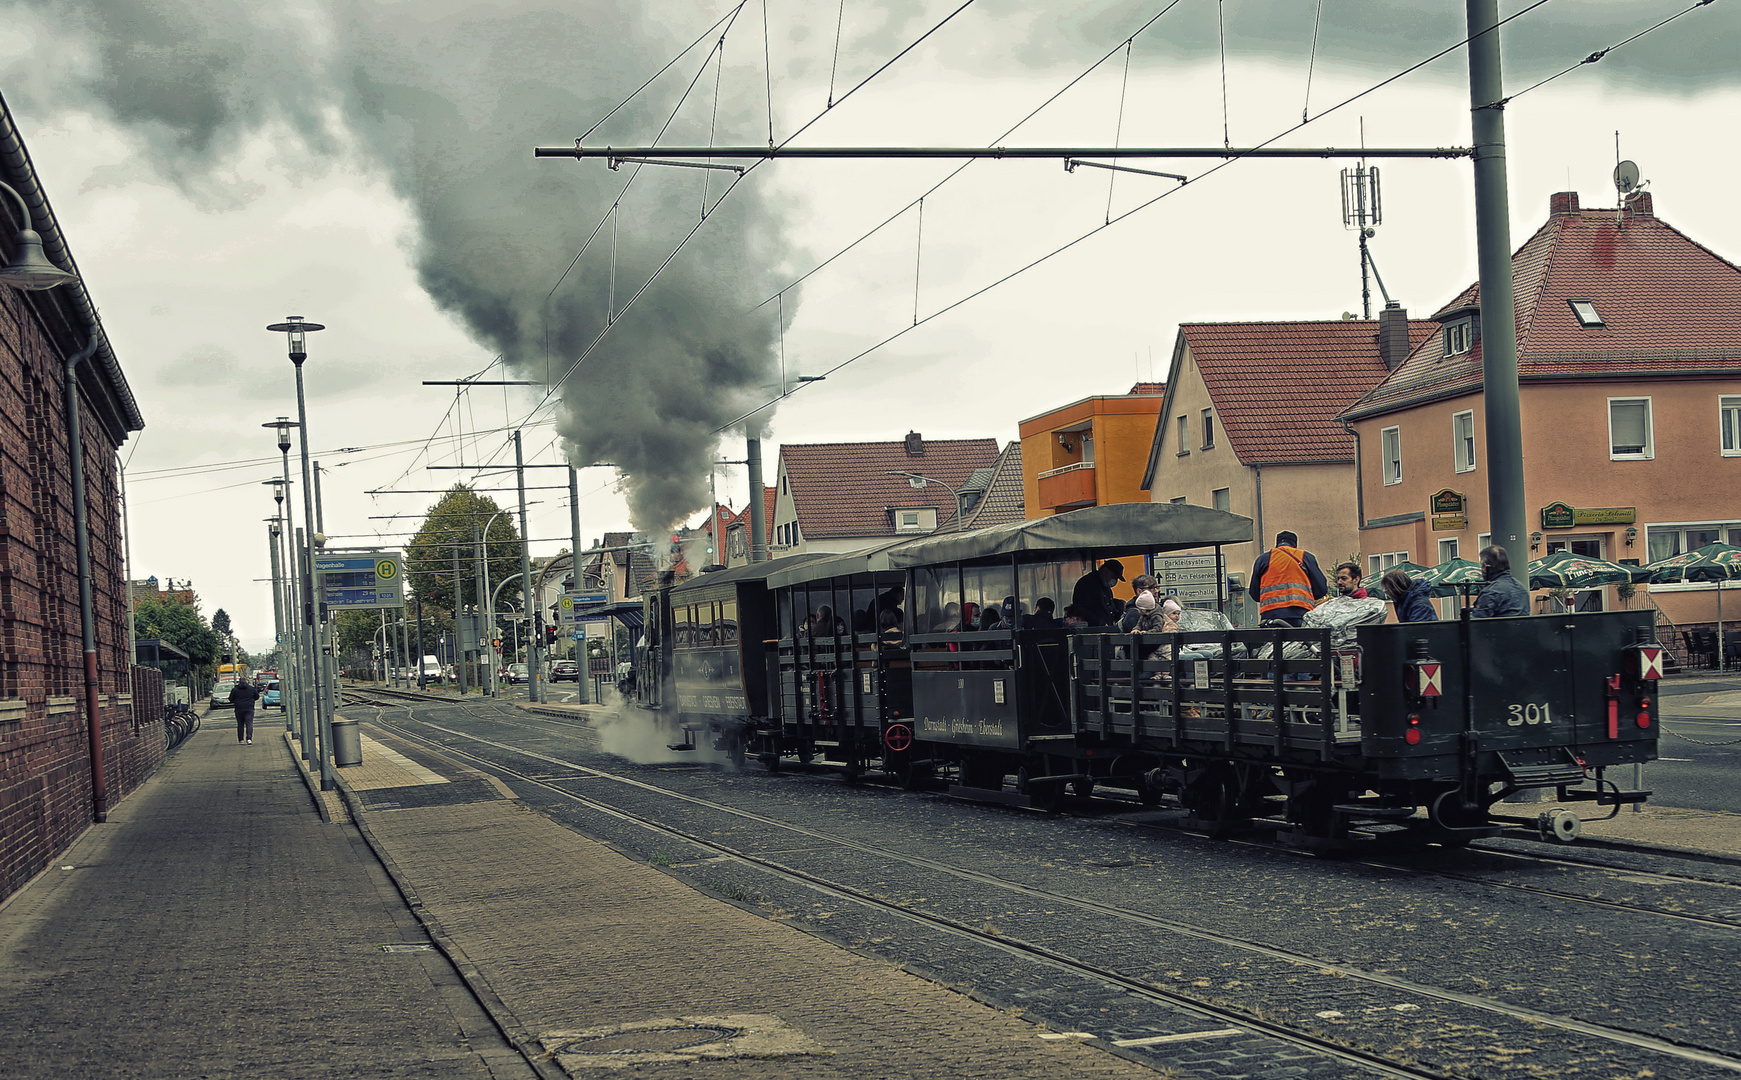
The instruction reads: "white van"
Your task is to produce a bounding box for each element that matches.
[420,655,443,682]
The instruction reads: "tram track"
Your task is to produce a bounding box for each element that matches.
[343,692,1741,1078]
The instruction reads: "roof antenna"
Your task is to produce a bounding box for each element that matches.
[1340,118,1389,318]
[1613,155,1645,231]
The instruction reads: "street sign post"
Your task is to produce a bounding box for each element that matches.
[1156,553,1223,609]
[313,551,406,610]
[561,591,608,628]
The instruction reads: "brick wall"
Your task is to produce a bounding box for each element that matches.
[0,287,162,902]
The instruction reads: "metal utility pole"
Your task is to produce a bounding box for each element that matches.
[266,520,286,720]
[452,538,468,694]
[516,431,542,705]
[1467,0,1526,562]
[747,436,767,564]
[569,466,586,701]
[415,594,426,688]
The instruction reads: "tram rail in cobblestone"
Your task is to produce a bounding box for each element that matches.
[342,692,1741,1078]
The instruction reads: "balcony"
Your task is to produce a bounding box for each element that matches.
[1037,461,1097,510]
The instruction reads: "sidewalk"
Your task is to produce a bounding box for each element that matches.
[0,719,1174,1080]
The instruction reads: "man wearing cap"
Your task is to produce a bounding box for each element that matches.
[1247,530,1328,627]
[1071,558,1125,627]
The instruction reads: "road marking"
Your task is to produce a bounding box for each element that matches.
[1112,1029,1242,1047]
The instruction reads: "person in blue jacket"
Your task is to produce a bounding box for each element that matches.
[1470,544,1531,618]
[1381,569,1438,623]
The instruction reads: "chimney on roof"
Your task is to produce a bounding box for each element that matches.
[904,431,924,456]
[1549,191,1579,216]
[1376,302,1410,371]
[1624,190,1654,220]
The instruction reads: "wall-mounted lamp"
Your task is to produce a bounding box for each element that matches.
[1057,432,1074,452]
[1625,526,1638,547]
[1529,531,1543,551]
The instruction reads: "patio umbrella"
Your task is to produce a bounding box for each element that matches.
[1416,557,1487,599]
[1679,542,1741,670]
[1526,549,1651,590]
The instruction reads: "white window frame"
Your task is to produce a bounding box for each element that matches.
[1201,409,1215,449]
[1452,410,1476,473]
[1381,426,1403,485]
[1722,395,1741,457]
[1211,487,1230,513]
[1367,551,1410,578]
[1444,319,1472,356]
[1438,538,1460,564]
[1176,415,1189,455]
[1608,397,1654,460]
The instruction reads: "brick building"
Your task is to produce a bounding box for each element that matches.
[1,95,151,901]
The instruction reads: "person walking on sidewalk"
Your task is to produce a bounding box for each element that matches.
[231,676,261,744]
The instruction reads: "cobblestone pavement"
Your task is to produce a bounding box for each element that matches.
[347,697,1741,1079]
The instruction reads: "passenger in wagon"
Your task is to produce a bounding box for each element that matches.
[1471,545,1530,618]
[1381,569,1438,623]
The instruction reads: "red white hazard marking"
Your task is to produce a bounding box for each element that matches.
[1417,663,1443,697]
[1638,646,1665,681]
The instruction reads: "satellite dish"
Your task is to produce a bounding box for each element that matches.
[1613,160,1640,195]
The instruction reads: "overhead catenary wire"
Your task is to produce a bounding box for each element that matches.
[1480,0,1719,109]
[716,0,1566,432]
[1303,0,1324,122]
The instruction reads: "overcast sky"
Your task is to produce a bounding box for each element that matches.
[3,0,1737,651]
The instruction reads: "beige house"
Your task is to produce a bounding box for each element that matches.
[1141,311,1435,601]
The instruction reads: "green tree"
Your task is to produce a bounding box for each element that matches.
[405,485,524,625]
[211,608,232,636]
[134,597,221,672]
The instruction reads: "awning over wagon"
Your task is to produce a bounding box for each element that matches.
[671,551,835,594]
[886,502,1252,567]
[764,539,910,590]
[572,600,647,631]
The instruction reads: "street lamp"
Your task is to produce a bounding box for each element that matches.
[0,181,78,290]
[262,477,297,735]
[263,420,309,756]
[887,471,965,533]
[267,317,334,792]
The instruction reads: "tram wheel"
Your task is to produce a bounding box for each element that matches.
[1071,776,1095,799]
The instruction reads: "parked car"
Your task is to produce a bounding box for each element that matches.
[507,663,529,684]
[211,680,236,709]
[549,659,580,682]
[263,680,282,709]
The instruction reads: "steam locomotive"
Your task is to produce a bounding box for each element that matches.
[632,503,1660,849]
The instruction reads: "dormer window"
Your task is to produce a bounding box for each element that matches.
[1444,319,1473,356]
[1569,299,1605,327]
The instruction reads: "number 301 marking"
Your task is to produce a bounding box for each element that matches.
[1507,702,1551,726]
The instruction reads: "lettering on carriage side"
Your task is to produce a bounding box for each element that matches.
[921,717,951,735]
[1506,702,1552,726]
[977,719,1004,736]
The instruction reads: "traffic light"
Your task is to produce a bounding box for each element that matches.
[545,626,557,646]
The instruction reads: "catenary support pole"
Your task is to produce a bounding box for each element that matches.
[516,431,542,705]
[1467,0,1526,561]
[570,466,586,701]
[747,436,766,563]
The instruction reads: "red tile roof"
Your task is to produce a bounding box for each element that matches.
[1347,191,1741,419]
[1176,318,1437,465]
[961,441,1025,529]
[782,437,1000,538]
[1128,381,1166,396]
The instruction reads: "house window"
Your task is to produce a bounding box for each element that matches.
[780,473,788,493]
[1444,319,1473,356]
[1176,415,1189,455]
[1722,396,1741,456]
[1170,496,1187,506]
[1367,551,1409,578]
[1201,409,1215,449]
[1568,299,1604,327]
[1381,426,1402,485]
[1212,488,1230,513]
[1609,398,1653,459]
[1477,532,1491,554]
[899,511,921,531]
[1452,410,1476,473]
[1438,538,1459,564]
[1647,521,1741,583]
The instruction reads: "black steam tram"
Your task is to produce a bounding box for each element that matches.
[638,503,1661,848]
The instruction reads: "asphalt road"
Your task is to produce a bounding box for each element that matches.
[1653,679,1741,814]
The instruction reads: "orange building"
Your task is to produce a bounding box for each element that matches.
[1343,190,1741,639]
[1019,383,1166,518]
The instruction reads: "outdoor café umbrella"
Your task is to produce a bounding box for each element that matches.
[1653,542,1741,670]
[1526,549,1652,590]
[1416,557,1487,599]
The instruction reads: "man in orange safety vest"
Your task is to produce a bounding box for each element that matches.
[1246,530,1328,626]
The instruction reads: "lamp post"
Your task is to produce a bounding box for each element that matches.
[886,471,965,533]
[264,421,311,756]
[1,182,105,822]
[266,317,334,791]
[262,477,298,735]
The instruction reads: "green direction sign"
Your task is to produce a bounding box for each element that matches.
[314,551,406,610]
